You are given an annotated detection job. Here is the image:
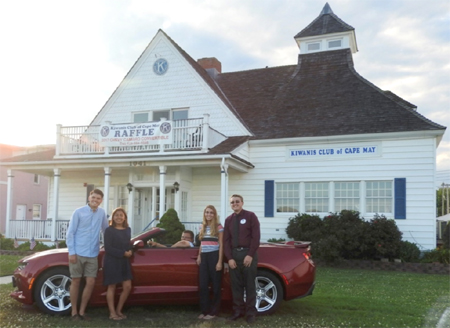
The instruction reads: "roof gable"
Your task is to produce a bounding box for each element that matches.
[89,29,250,137]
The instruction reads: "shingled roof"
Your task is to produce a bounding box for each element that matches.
[294,3,355,38]
[215,48,445,139]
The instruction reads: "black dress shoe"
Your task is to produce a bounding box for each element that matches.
[227,312,243,321]
[246,315,256,324]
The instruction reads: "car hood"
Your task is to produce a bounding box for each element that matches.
[19,248,69,262]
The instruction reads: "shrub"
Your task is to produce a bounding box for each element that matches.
[323,211,369,260]
[17,241,50,252]
[0,235,15,250]
[313,234,342,261]
[421,248,450,264]
[286,213,324,242]
[364,215,402,260]
[267,238,286,243]
[399,240,421,262]
[156,208,185,244]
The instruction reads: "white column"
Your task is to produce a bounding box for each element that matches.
[159,166,167,215]
[201,113,210,152]
[5,170,14,238]
[51,168,61,242]
[127,172,134,233]
[174,171,180,214]
[220,158,229,225]
[56,124,61,156]
[103,167,111,216]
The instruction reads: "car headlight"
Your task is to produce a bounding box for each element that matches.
[17,262,28,271]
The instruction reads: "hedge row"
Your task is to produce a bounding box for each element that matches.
[286,211,450,263]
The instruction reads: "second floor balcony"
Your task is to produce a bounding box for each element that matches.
[55,115,226,157]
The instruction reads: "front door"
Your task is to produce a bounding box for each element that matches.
[16,205,26,220]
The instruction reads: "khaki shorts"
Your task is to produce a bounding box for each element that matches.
[69,255,98,278]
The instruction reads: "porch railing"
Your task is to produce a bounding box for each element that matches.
[8,220,201,242]
[56,116,226,156]
[8,220,69,241]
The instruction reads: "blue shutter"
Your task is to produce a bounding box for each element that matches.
[264,180,275,217]
[394,178,406,219]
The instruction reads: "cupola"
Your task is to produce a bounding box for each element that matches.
[294,3,358,54]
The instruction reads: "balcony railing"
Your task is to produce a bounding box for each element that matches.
[56,116,226,156]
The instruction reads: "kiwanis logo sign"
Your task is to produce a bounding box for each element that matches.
[99,121,173,147]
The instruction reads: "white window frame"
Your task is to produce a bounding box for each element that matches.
[327,38,343,49]
[307,41,321,52]
[276,183,300,213]
[334,181,360,212]
[273,180,394,216]
[32,204,41,220]
[365,180,393,215]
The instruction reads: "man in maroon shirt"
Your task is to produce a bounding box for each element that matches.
[223,194,260,324]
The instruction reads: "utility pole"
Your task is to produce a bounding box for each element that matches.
[441,183,450,216]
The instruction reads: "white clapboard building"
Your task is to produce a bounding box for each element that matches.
[2,3,445,250]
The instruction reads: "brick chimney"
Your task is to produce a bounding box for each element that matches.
[197,57,221,79]
[197,57,221,73]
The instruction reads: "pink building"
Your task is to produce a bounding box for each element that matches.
[0,144,50,237]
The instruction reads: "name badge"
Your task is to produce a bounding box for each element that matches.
[240,219,246,224]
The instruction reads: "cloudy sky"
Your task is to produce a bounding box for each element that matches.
[0,0,449,171]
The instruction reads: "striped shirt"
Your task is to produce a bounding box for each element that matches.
[200,224,223,253]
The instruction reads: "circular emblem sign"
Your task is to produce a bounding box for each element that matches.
[160,122,172,134]
[153,58,169,75]
[100,126,110,137]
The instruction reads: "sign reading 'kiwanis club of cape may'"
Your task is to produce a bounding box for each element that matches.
[99,121,173,147]
[287,144,380,160]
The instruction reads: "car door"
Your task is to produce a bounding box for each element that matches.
[130,246,200,303]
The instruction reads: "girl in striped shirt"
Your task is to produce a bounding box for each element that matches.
[196,205,224,320]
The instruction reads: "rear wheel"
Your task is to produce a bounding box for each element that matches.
[33,267,72,315]
[255,270,284,314]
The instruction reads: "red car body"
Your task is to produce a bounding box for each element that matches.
[11,228,315,315]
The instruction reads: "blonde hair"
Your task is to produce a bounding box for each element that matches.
[198,205,219,240]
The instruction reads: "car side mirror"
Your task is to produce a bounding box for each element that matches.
[133,240,144,249]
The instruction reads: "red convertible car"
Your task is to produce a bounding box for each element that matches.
[10,228,315,315]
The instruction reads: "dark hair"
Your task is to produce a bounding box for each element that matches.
[183,230,194,241]
[230,194,243,202]
[110,207,129,228]
[90,189,104,198]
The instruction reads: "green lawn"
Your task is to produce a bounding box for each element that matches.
[0,255,448,327]
[0,254,23,276]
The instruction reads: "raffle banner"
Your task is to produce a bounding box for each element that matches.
[99,121,173,147]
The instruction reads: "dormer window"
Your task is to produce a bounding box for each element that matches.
[328,39,342,49]
[307,42,321,52]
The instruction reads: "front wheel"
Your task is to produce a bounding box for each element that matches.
[255,270,284,315]
[33,267,72,315]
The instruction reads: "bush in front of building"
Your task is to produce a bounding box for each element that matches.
[0,234,15,250]
[267,238,286,243]
[398,240,421,262]
[421,248,450,264]
[286,212,405,262]
[285,213,324,242]
[363,214,403,261]
[156,208,185,244]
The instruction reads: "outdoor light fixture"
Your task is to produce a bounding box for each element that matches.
[173,181,180,193]
[126,183,133,193]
